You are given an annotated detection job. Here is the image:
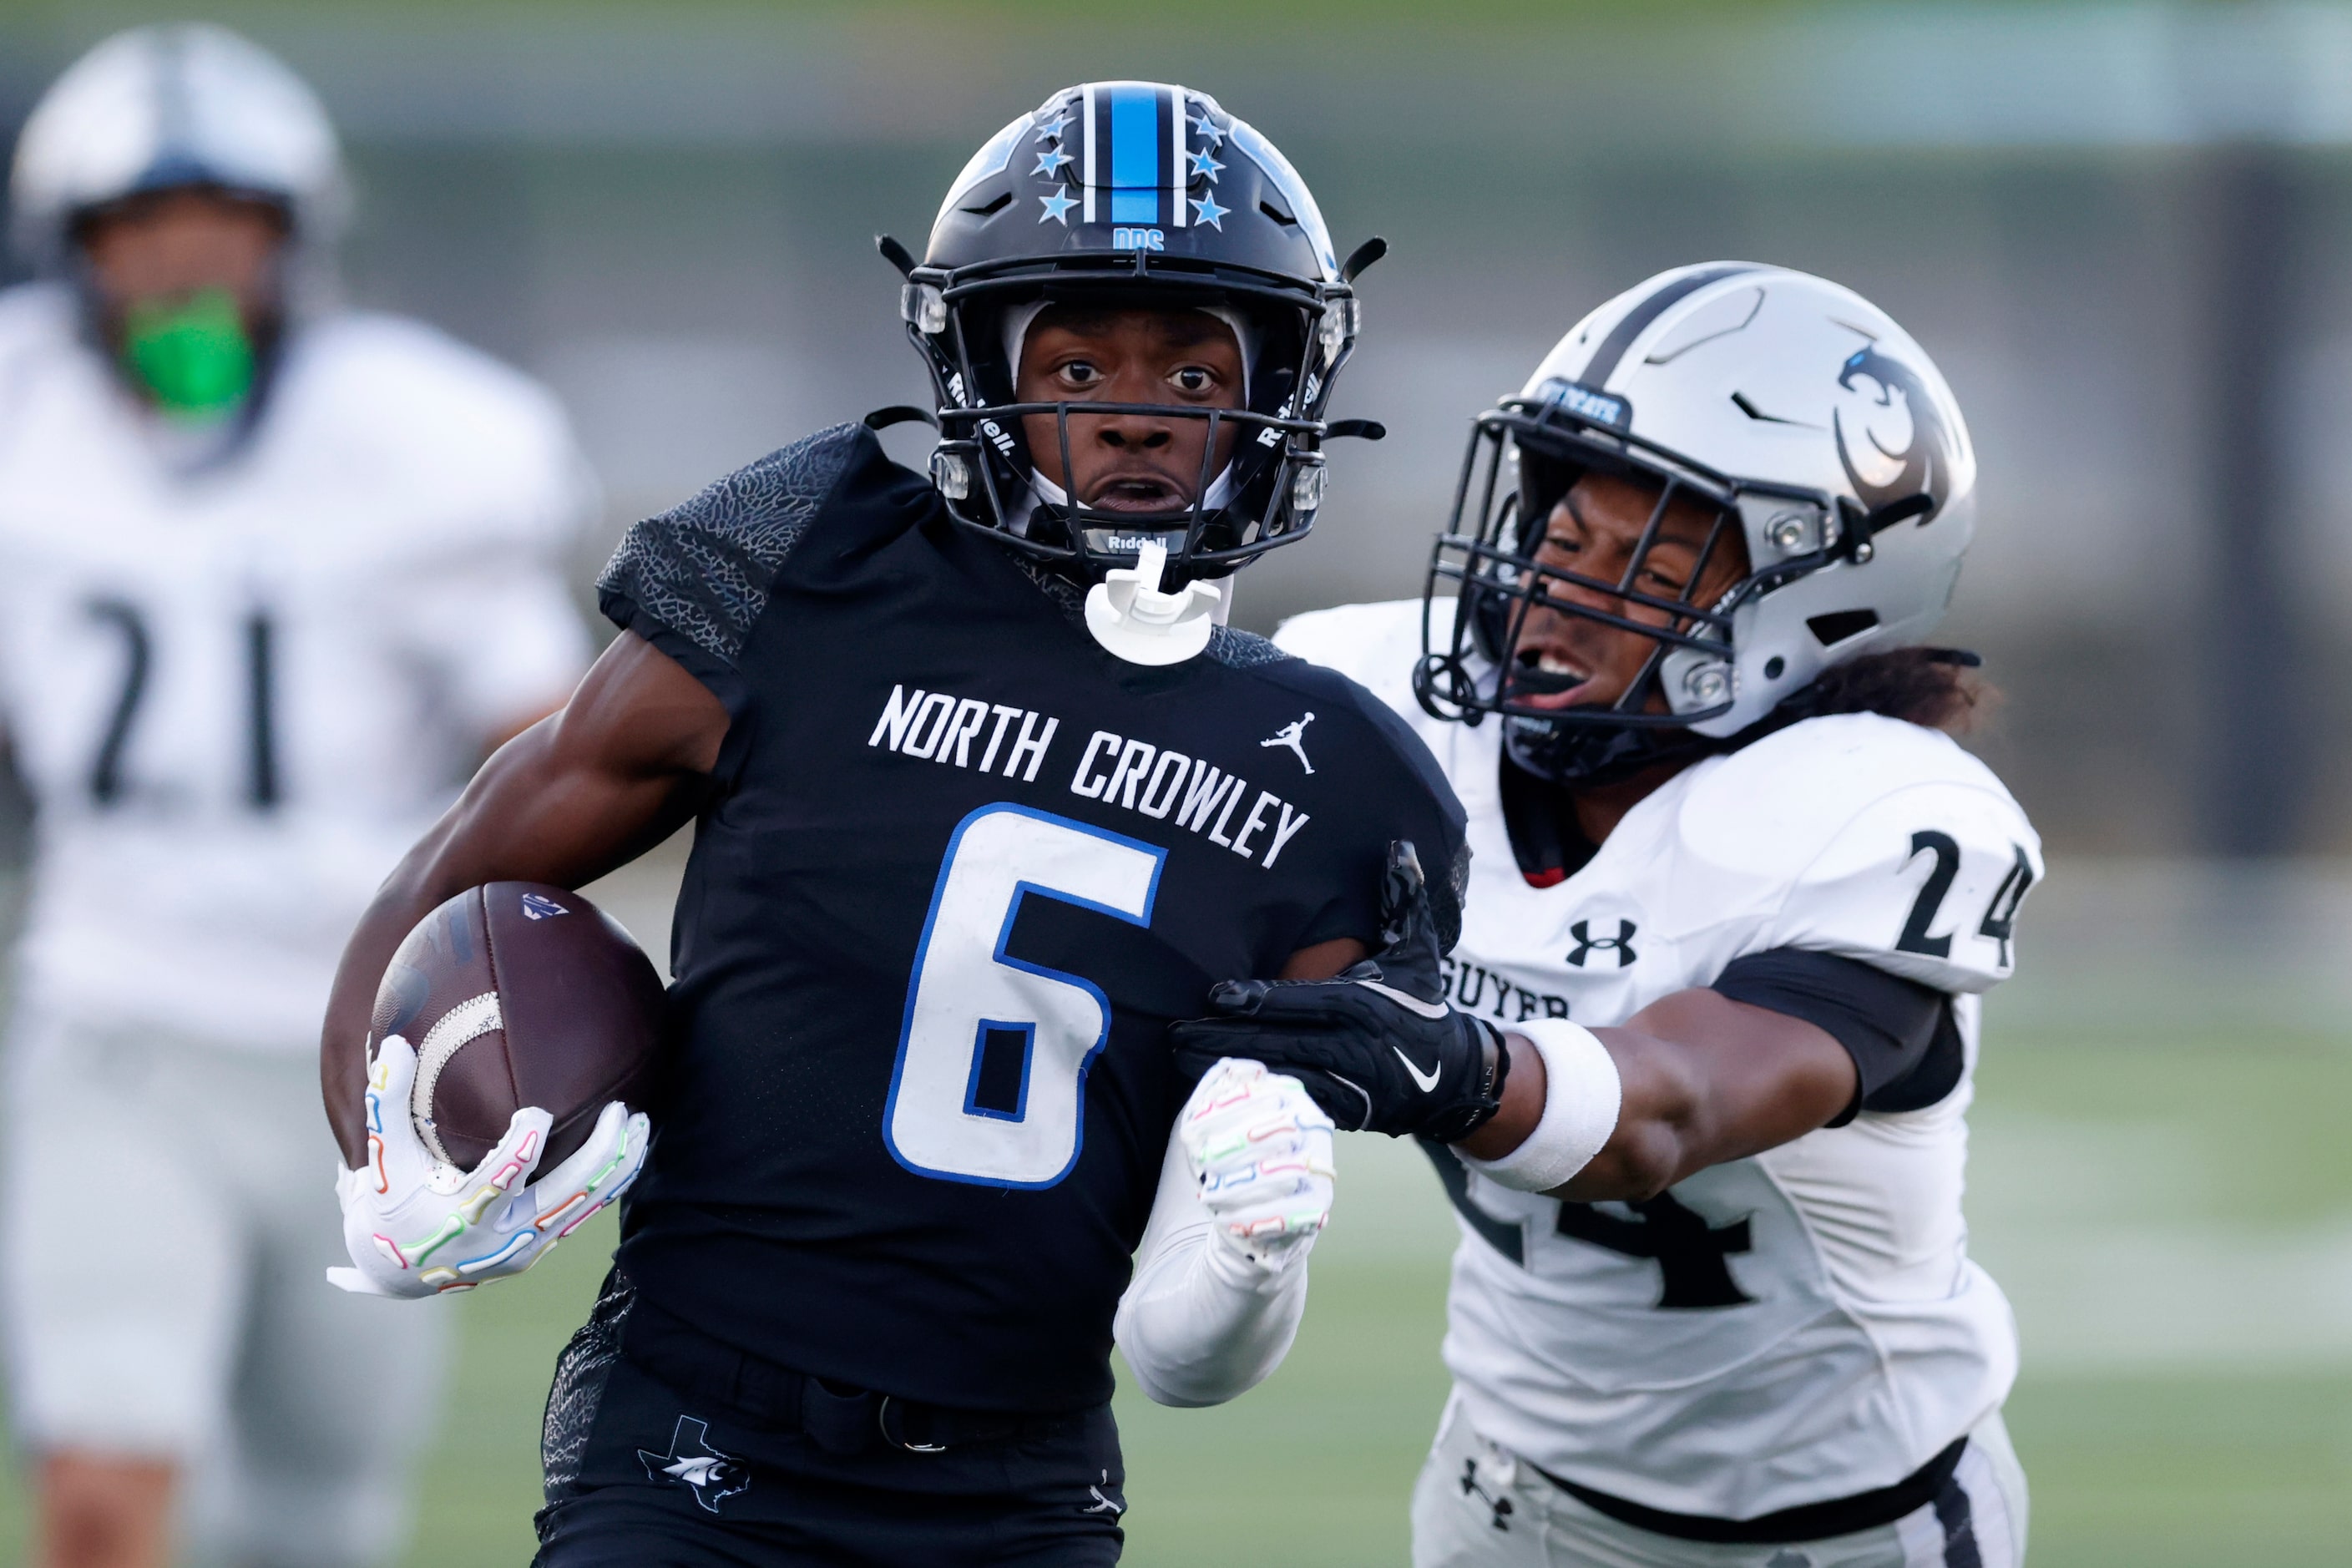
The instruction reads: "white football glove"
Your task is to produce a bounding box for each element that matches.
[1178,1057,1336,1271]
[326,1032,649,1298]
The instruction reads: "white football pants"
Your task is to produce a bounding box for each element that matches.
[0,1013,451,1567]
[1412,1390,2028,1568]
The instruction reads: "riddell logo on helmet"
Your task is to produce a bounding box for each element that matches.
[1111,227,1166,251]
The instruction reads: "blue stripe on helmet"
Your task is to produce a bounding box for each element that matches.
[1109,84,1159,224]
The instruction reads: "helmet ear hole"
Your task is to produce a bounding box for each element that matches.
[1806,609,1879,647]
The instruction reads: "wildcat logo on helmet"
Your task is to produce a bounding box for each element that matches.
[1832,342,1958,522]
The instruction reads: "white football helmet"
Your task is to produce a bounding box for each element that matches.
[8,23,347,288]
[1416,262,1977,785]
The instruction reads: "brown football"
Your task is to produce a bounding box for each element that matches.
[367,882,665,1176]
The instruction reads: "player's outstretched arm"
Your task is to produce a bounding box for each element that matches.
[1171,842,1856,1203]
[1457,993,1854,1202]
[320,630,726,1166]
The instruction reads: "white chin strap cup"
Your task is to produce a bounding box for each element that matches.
[1085,541,1223,665]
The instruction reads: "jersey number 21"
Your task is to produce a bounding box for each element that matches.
[83,598,281,810]
[884,804,1166,1189]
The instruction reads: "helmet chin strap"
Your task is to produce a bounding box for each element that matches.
[1084,540,1222,665]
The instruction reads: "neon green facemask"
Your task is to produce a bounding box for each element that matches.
[120,287,256,418]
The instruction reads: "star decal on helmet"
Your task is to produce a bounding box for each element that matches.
[910,81,1352,589]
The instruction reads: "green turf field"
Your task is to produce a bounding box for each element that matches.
[3,1029,2348,1565]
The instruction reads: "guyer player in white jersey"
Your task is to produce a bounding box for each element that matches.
[1173,266,2041,1566]
[0,27,593,1568]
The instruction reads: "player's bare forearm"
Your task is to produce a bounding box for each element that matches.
[1457,989,1856,1202]
[320,632,726,1163]
[1277,937,1367,981]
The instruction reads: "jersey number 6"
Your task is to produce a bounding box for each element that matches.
[884,803,1166,1189]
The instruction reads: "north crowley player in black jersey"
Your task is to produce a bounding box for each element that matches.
[317,83,1466,1565]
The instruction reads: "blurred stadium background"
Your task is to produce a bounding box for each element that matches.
[4,1,2352,1563]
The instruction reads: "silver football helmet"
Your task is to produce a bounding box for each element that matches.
[1417,262,1977,785]
[9,23,347,293]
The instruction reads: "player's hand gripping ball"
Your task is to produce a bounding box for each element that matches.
[327,883,663,1297]
[329,1037,645,1297]
[1179,1058,1337,1271]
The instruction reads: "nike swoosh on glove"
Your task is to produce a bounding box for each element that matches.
[1168,841,1510,1141]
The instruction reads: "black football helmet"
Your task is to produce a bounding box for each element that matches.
[893,82,1379,587]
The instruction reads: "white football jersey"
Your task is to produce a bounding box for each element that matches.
[0,283,594,1051]
[1277,599,2041,1521]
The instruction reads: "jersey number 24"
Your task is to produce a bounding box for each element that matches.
[884,804,1166,1189]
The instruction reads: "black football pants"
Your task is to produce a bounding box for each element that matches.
[532,1282,1126,1567]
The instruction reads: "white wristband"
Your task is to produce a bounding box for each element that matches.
[1457,1019,1621,1193]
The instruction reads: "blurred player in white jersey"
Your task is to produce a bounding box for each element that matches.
[1176,266,2039,1565]
[0,26,594,1568]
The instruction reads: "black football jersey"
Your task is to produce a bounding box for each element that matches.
[596,423,1465,1414]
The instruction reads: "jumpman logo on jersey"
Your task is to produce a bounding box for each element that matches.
[1080,1469,1126,1516]
[1261,712,1315,774]
[639,1415,749,1513]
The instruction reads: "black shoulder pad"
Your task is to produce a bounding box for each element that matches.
[1203,625,1294,670]
[597,423,863,668]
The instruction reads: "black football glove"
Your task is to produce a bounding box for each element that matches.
[1169,841,1508,1142]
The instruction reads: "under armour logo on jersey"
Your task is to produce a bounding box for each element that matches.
[1566,918,1638,969]
[1260,712,1315,774]
[638,1416,748,1513]
[519,893,569,921]
[1459,1457,1515,1531]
